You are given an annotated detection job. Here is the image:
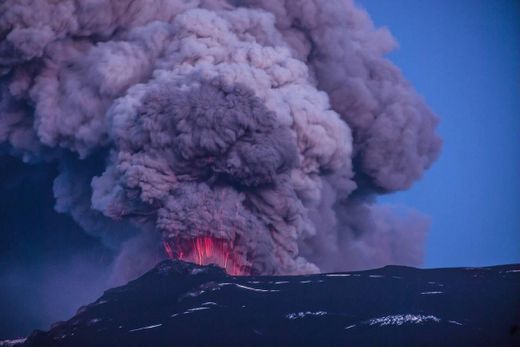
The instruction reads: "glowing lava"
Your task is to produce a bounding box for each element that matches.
[163,236,249,276]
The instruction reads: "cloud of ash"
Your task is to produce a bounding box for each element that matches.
[0,0,441,278]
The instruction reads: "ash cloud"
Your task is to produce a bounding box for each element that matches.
[0,0,441,279]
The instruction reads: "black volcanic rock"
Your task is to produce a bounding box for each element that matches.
[21,261,520,347]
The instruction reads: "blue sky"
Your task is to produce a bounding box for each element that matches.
[357,0,520,267]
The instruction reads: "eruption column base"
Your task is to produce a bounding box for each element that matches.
[163,236,249,276]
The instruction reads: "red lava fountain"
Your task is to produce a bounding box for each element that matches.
[163,236,249,276]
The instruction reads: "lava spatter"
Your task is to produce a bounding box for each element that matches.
[163,237,250,276]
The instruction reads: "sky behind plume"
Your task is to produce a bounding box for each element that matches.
[358,0,520,267]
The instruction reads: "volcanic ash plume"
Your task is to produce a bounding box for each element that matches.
[0,0,441,277]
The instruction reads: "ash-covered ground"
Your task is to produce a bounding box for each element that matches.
[9,260,520,347]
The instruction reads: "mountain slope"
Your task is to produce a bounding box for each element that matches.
[22,261,520,346]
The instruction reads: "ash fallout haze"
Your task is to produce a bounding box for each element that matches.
[0,0,449,338]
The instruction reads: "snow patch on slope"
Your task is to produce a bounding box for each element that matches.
[367,314,440,326]
[0,339,26,347]
[286,311,328,320]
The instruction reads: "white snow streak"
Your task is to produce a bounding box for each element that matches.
[218,283,279,293]
[129,324,162,332]
[448,320,463,326]
[326,274,352,277]
[187,307,210,312]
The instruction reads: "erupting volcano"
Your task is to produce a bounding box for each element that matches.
[0,0,441,280]
[163,237,250,276]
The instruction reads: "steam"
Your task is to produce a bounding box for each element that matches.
[0,0,441,277]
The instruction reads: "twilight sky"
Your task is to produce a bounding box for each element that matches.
[358,0,520,267]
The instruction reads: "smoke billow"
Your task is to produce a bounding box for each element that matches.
[0,0,441,278]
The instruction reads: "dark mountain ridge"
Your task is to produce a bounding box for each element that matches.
[17,260,520,346]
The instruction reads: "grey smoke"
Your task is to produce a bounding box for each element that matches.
[0,0,441,278]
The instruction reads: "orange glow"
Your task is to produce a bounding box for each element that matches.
[163,236,249,276]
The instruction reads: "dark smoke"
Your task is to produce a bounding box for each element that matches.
[0,0,441,281]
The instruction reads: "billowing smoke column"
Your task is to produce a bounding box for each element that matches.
[0,0,441,278]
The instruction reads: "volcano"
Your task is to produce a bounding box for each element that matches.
[12,260,520,347]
